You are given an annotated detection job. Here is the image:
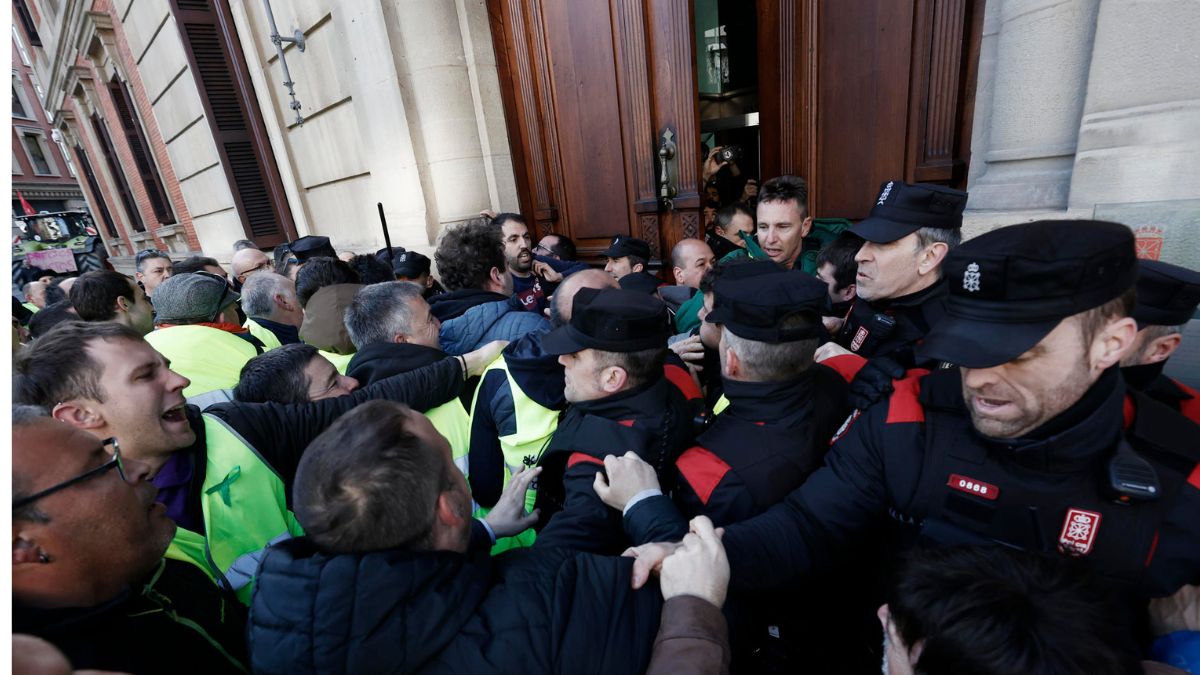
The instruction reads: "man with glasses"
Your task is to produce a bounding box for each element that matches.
[134,248,173,298]
[13,409,248,672]
[230,247,273,291]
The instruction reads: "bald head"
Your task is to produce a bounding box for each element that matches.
[550,268,616,327]
[671,238,716,289]
[232,247,273,284]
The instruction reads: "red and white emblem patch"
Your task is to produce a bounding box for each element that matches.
[946,474,999,501]
[1058,508,1102,555]
[850,326,869,352]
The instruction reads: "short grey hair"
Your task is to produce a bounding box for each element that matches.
[241,272,292,318]
[345,282,424,350]
[913,226,962,252]
[720,323,818,382]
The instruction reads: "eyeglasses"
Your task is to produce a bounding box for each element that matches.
[14,437,126,509]
[533,243,553,255]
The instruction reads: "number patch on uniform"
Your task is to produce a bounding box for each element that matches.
[946,474,999,501]
[1058,508,1102,556]
[850,326,869,352]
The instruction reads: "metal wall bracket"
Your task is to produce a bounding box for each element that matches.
[263,0,305,125]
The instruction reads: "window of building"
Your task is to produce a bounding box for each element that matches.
[13,150,24,175]
[12,74,35,120]
[74,143,118,238]
[14,0,41,47]
[52,130,76,178]
[12,26,32,66]
[18,129,57,176]
[107,76,175,224]
[91,112,145,232]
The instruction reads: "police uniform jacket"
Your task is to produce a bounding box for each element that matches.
[626,367,1200,599]
[834,281,947,369]
[1125,362,1200,425]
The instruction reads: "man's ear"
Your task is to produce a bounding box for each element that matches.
[673,267,686,286]
[1092,316,1139,371]
[1143,332,1183,364]
[13,534,45,566]
[600,365,629,393]
[435,492,468,529]
[839,283,857,302]
[114,295,131,314]
[723,346,740,379]
[52,400,104,430]
[800,215,813,238]
[632,262,646,274]
[918,242,949,276]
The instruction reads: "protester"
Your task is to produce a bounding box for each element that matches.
[492,212,589,314]
[232,239,258,251]
[27,300,77,340]
[234,343,359,403]
[535,232,577,261]
[172,255,225,277]
[240,271,304,349]
[21,280,47,312]
[1120,259,1200,423]
[230,246,273,290]
[814,231,863,332]
[430,218,549,355]
[347,253,396,286]
[295,256,362,372]
[707,202,755,260]
[755,175,813,270]
[68,270,155,336]
[135,249,174,298]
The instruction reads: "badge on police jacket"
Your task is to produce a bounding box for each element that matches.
[1058,508,1102,555]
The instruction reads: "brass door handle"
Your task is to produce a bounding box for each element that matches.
[658,127,677,210]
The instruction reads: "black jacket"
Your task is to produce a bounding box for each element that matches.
[627,367,1200,599]
[346,342,450,386]
[834,281,948,369]
[247,538,663,674]
[469,331,566,507]
[15,559,247,673]
[535,377,695,554]
[1124,361,1200,424]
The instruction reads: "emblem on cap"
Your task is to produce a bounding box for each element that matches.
[877,181,894,205]
[1058,508,1101,556]
[962,262,981,293]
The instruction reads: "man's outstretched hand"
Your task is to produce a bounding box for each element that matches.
[483,466,541,538]
[660,516,730,608]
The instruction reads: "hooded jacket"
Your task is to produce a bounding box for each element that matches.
[247,539,663,675]
[346,342,448,386]
[299,284,363,355]
[431,289,550,356]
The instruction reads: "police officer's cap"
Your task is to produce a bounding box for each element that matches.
[918,220,1137,368]
[392,251,431,278]
[618,271,662,295]
[541,287,669,355]
[600,236,652,261]
[289,235,337,262]
[705,263,826,343]
[1132,259,1200,327]
[851,180,967,244]
[375,246,407,264]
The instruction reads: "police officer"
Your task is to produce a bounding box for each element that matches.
[612,220,1200,602]
[1120,259,1200,423]
[602,236,658,288]
[288,235,337,262]
[821,181,968,406]
[533,288,695,554]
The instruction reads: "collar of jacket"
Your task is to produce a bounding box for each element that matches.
[867,277,947,311]
[572,377,671,423]
[720,372,814,428]
[249,317,300,344]
[157,321,249,334]
[974,366,1124,473]
[346,342,448,387]
[13,558,168,634]
[1121,360,1166,391]
[427,288,510,322]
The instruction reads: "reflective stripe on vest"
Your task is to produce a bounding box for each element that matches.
[187,388,235,411]
[200,414,304,604]
[244,318,284,351]
[147,326,260,398]
[713,395,730,415]
[318,349,355,374]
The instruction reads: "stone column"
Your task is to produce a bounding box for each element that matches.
[965,0,1101,212]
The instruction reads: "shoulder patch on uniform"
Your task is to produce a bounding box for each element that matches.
[822,353,867,384]
[676,446,731,506]
[664,363,702,401]
[567,452,604,470]
[830,409,861,445]
[886,374,926,424]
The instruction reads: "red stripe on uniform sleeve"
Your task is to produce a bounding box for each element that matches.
[1123,396,1136,429]
[823,354,867,383]
[567,452,605,469]
[664,363,702,401]
[675,446,731,506]
[1188,463,1200,491]
[885,373,928,424]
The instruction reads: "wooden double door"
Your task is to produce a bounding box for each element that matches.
[488,0,984,265]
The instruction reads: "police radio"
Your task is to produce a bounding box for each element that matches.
[850,312,897,354]
[1105,440,1160,503]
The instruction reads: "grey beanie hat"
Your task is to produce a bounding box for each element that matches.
[152,272,240,324]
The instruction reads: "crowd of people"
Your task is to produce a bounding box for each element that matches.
[10,174,1200,674]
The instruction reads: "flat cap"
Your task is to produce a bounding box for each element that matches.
[151,272,240,324]
[542,287,669,355]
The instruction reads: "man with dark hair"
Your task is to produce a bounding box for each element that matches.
[13,414,249,672]
[817,180,968,409]
[601,235,655,285]
[42,277,72,307]
[144,272,265,400]
[492,213,589,314]
[814,231,863,332]
[532,288,695,554]
[172,255,225,277]
[234,343,359,404]
[468,269,617,549]
[15,321,502,604]
[27,300,77,339]
[68,270,154,335]
[1120,259,1200,424]
[881,546,1141,675]
[272,244,298,280]
[347,253,395,286]
[135,249,173,298]
[707,202,755,260]
[241,271,304,349]
[247,400,665,674]
[535,232,576,261]
[295,257,362,372]
[232,239,258,251]
[430,218,548,355]
[755,176,813,270]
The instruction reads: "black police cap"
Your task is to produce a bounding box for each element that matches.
[618,271,662,295]
[919,220,1137,368]
[705,263,826,343]
[851,180,968,244]
[542,287,669,355]
[289,235,337,261]
[601,236,652,261]
[392,251,431,278]
[1132,259,1200,327]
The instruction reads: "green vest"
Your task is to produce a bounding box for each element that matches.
[319,350,355,374]
[469,357,556,552]
[196,414,304,604]
[146,326,259,398]
[427,399,471,476]
[21,301,39,314]
[243,318,284,351]
[713,394,730,415]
